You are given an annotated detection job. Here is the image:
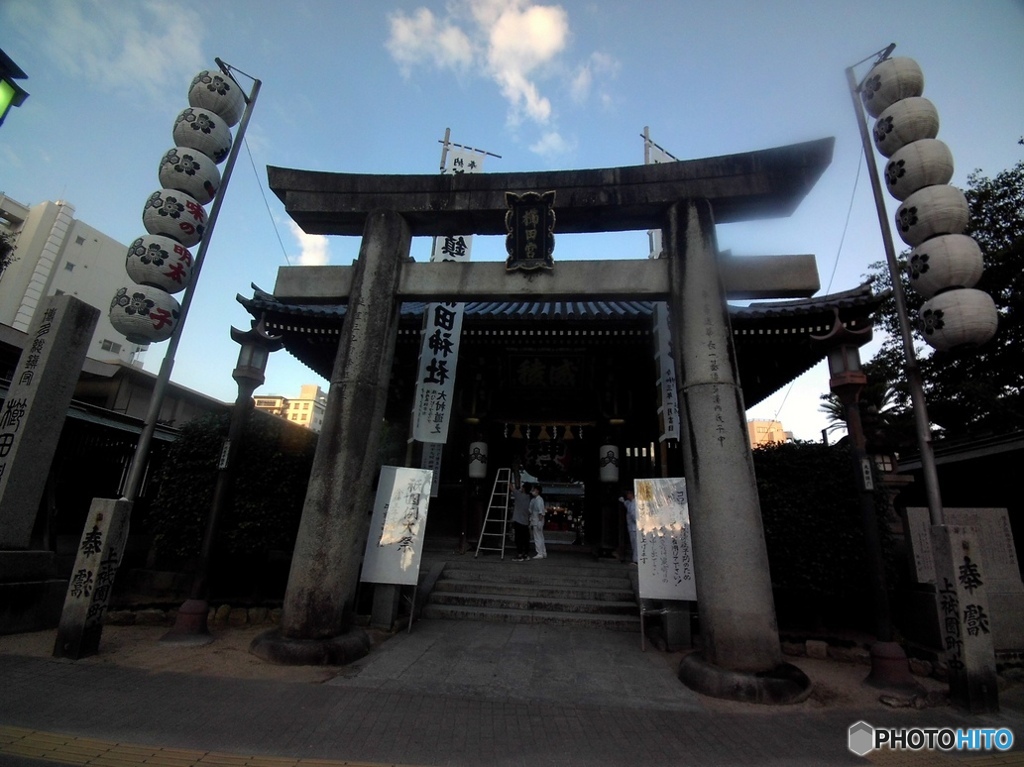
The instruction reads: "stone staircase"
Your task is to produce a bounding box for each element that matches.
[420,553,640,631]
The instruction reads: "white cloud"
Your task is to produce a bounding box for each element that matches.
[385,7,475,77]
[386,0,573,126]
[10,0,206,105]
[288,221,330,266]
[570,52,619,106]
[529,130,575,158]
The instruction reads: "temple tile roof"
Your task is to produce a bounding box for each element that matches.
[237,280,882,409]
[238,280,879,324]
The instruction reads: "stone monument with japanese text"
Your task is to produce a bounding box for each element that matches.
[0,294,99,634]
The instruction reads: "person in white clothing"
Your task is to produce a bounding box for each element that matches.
[619,489,637,564]
[529,485,547,559]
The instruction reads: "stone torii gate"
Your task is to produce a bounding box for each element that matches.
[251,137,834,703]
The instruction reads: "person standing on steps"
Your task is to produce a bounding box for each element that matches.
[619,488,638,564]
[510,481,532,561]
[529,484,547,559]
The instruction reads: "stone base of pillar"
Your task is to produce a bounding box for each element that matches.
[249,627,370,666]
[678,651,812,705]
[662,606,691,652]
[160,599,215,646]
[864,641,924,694]
[371,584,400,631]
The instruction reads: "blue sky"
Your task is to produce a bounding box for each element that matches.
[1,0,1022,441]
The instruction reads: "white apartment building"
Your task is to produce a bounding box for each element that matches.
[254,383,327,433]
[0,194,147,366]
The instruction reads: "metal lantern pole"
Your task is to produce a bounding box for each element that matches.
[121,61,260,503]
[845,46,944,526]
[163,319,281,642]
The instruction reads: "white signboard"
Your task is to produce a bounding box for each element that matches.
[634,477,697,601]
[411,146,483,444]
[906,507,1022,591]
[361,466,433,586]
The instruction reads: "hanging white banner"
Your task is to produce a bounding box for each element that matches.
[653,304,679,441]
[645,135,680,441]
[412,145,484,443]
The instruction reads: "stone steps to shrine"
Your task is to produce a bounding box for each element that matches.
[420,555,640,631]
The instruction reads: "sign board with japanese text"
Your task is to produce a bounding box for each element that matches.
[53,498,131,659]
[905,507,1022,591]
[505,190,555,272]
[653,304,679,441]
[411,145,484,445]
[0,295,99,548]
[645,139,679,442]
[361,466,433,586]
[930,523,999,712]
[634,477,697,601]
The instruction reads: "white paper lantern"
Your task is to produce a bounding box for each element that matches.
[598,445,619,483]
[908,234,984,299]
[884,139,954,201]
[158,147,221,205]
[172,107,232,164]
[894,185,969,247]
[125,234,194,295]
[188,69,245,127]
[861,57,924,118]
[143,188,207,247]
[919,288,998,351]
[872,97,939,158]
[468,441,488,479]
[109,283,181,344]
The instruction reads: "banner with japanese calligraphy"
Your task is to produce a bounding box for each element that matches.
[634,477,697,601]
[360,466,433,586]
[645,138,680,441]
[411,145,485,443]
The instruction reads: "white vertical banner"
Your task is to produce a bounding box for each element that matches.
[653,305,679,440]
[422,438,444,498]
[645,133,680,441]
[634,477,696,601]
[361,466,433,585]
[412,146,484,444]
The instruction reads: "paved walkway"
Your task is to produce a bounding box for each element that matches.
[2,615,1023,767]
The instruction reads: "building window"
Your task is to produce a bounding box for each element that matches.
[303,403,310,410]
[100,339,122,353]
[64,262,75,271]
[75,236,85,245]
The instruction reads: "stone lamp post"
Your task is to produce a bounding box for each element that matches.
[813,313,921,693]
[162,318,281,644]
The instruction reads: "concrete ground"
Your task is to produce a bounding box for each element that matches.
[2,602,1023,767]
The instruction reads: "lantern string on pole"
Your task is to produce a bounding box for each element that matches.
[845,45,943,526]
[121,62,261,503]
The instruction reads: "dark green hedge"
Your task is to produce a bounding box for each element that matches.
[753,440,895,598]
[144,409,317,564]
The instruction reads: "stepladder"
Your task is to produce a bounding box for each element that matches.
[474,467,514,559]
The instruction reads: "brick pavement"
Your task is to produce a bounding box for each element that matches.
[1,618,1023,767]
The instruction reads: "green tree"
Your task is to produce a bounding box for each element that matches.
[0,231,17,282]
[865,158,1024,440]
